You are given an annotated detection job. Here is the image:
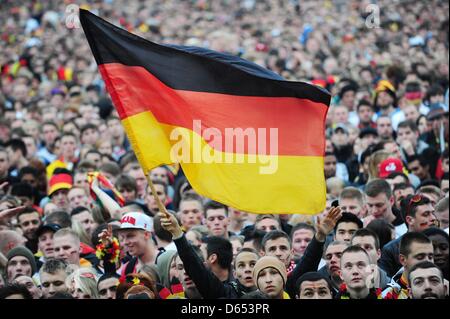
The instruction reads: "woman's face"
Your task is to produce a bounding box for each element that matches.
[418,116,429,134]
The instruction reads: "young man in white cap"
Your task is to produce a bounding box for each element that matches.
[118,212,158,277]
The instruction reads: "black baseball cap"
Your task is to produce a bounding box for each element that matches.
[35,223,62,239]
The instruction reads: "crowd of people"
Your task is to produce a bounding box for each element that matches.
[0,0,448,300]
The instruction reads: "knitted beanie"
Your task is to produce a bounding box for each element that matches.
[6,246,37,275]
[252,256,287,289]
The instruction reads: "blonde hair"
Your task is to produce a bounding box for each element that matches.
[71,219,92,247]
[368,150,390,180]
[65,267,99,299]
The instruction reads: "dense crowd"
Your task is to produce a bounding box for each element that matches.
[0,0,448,299]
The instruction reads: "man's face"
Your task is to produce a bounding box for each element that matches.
[98,277,119,299]
[178,200,204,230]
[257,267,284,299]
[441,179,449,195]
[404,105,420,122]
[118,229,149,257]
[145,184,167,213]
[331,130,349,147]
[40,270,68,298]
[23,137,37,160]
[333,106,348,124]
[51,189,70,209]
[229,208,248,223]
[38,231,55,258]
[7,256,32,281]
[256,218,280,233]
[377,91,394,108]
[358,105,373,123]
[324,244,347,277]
[42,124,59,146]
[72,210,98,237]
[384,142,402,159]
[340,251,372,291]
[85,152,101,168]
[400,242,434,272]
[68,188,90,209]
[21,173,38,189]
[81,128,99,146]
[150,167,169,184]
[128,167,147,198]
[407,160,428,181]
[335,222,359,243]
[324,155,337,179]
[435,208,449,230]
[107,119,123,138]
[6,146,20,166]
[342,91,355,109]
[175,255,196,291]
[351,236,380,264]
[409,267,446,299]
[73,172,90,194]
[406,204,437,232]
[18,212,41,239]
[61,135,77,159]
[376,118,393,139]
[14,275,42,299]
[292,229,314,259]
[428,234,449,272]
[298,279,332,299]
[397,127,418,148]
[340,197,365,218]
[264,237,293,267]
[366,193,393,220]
[234,252,258,288]
[0,151,9,177]
[53,235,80,265]
[394,187,415,209]
[205,208,229,237]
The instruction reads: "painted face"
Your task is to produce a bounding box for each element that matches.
[324,244,347,277]
[366,193,392,220]
[53,235,80,265]
[406,203,437,232]
[264,237,292,268]
[234,252,258,288]
[7,256,32,281]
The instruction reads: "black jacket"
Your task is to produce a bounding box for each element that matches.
[379,236,401,278]
[286,236,326,298]
[174,234,253,299]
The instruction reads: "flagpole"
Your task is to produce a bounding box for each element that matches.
[146,171,170,217]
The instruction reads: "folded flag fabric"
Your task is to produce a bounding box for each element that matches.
[80,9,331,214]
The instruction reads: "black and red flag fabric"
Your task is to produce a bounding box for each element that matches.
[80,9,331,214]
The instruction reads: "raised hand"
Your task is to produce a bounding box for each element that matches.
[315,206,342,242]
[98,224,113,246]
[158,212,183,239]
[0,206,26,223]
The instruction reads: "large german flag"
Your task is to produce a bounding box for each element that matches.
[79,9,330,214]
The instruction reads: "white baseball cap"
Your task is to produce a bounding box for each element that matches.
[119,212,153,232]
